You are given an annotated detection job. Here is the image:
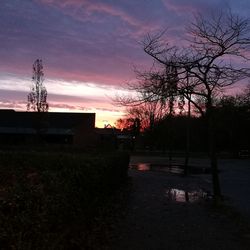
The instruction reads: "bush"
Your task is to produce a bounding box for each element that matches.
[0,151,129,249]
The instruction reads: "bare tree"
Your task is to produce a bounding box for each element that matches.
[27,59,49,112]
[126,101,168,130]
[143,10,250,107]
[125,10,250,201]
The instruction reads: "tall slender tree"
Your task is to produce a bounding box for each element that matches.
[27,59,49,112]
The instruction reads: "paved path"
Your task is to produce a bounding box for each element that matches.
[218,159,250,220]
[130,156,250,221]
[110,156,250,250]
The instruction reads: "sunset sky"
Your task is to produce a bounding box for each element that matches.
[0,0,249,127]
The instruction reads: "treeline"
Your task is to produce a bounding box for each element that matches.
[120,88,250,155]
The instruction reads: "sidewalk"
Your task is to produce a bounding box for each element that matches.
[218,159,250,221]
[109,156,250,250]
[130,155,250,221]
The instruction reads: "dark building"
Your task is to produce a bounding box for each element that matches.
[0,110,95,145]
[95,127,134,150]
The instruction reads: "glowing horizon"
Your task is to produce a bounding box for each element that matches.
[0,73,131,127]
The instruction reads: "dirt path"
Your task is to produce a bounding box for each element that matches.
[110,166,250,250]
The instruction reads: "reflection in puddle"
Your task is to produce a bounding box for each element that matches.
[165,189,209,203]
[130,163,210,175]
[130,163,183,174]
[153,165,183,174]
[136,163,151,171]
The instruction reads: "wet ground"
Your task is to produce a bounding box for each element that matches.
[109,155,250,250]
[130,162,211,175]
[217,159,250,220]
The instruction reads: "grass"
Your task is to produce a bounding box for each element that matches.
[0,150,130,249]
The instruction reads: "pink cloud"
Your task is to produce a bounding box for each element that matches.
[49,102,84,110]
[86,3,141,27]
[162,0,198,14]
[37,0,159,37]
[161,0,228,17]
[0,100,26,110]
[0,55,136,87]
[38,0,140,27]
[46,68,132,87]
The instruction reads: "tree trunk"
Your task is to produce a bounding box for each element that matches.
[207,100,222,203]
[184,98,191,176]
[168,114,173,166]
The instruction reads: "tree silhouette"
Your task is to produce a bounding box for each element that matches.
[27,59,49,112]
[143,12,250,201]
[117,9,250,202]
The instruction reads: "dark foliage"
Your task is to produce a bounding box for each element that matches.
[0,151,129,249]
[140,96,250,155]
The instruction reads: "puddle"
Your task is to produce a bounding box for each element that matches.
[165,188,210,203]
[130,163,210,175]
[152,165,183,174]
[134,163,151,171]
